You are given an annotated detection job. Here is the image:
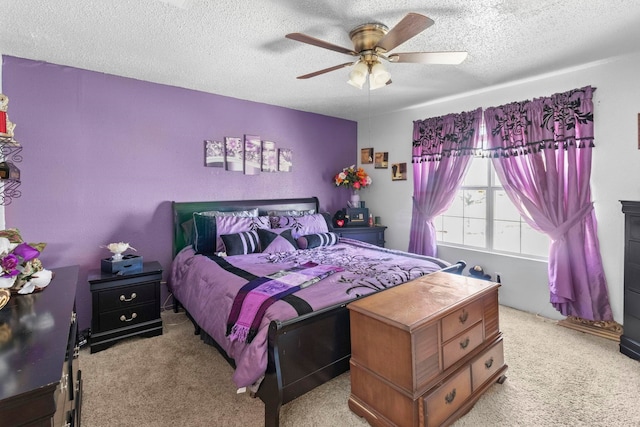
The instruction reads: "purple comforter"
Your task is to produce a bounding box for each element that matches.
[168,238,450,388]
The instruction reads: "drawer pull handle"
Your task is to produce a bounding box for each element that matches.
[120,292,137,302]
[459,309,468,324]
[444,388,457,404]
[460,337,470,349]
[120,313,138,322]
[485,357,494,369]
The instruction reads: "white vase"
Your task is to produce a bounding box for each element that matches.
[349,191,360,208]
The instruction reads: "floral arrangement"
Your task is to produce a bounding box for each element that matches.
[0,228,52,294]
[333,165,372,190]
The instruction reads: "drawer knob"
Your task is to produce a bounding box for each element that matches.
[120,292,137,302]
[458,309,468,324]
[444,388,457,404]
[459,337,470,349]
[485,357,494,369]
[120,313,138,322]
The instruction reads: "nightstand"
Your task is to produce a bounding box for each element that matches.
[88,261,163,353]
[335,225,387,247]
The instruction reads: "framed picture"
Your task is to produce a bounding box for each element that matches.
[361,147,374,164]
[261,140,278,172]
[204,140,224,167]
[278,148,292,172]
[244,134,261,175]
[224,137,244,172]
[391,162,407,181]
[374,152,388,169]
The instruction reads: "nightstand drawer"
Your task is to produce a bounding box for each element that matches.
[98,302,159,331]
[442,322,484,370]
[98,281,158,311]
[471,338,504,390]
[422,365,471,427]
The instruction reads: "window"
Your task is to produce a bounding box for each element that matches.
[434,138,549,259]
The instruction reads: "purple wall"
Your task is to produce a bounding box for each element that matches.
[2,55,356,330]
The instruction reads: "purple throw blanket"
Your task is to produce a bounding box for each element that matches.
[226,262,344,343]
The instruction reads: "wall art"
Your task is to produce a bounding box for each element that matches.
[244,134,262,175]
[261,140,278,172]
[224,136,244,172]
[391,162,407,181]
[361,147,374,164]
[278,148,292,172]
[204,140,224,167]
[374,152,388,169]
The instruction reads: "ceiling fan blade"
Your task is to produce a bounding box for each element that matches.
[296,62,355,79]
[388,51,468,64]
[375,13,434,52]
[286,33,357,56]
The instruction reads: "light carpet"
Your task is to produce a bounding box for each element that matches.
[79,306,640,426]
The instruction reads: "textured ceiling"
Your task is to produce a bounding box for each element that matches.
[2,0,640,121]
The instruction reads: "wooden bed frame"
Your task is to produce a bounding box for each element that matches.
[171,197,466,427]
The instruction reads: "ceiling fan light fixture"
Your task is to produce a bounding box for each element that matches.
[347,61,368,89]
[369,62,391,90]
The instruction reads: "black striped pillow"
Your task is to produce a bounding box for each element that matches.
[297,232,339,249]
[220,230,261,256]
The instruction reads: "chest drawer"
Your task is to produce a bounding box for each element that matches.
[98,301,159,331]
[97,281,158,311]
[442,321,484,370]
[441,300,483,342]
[471,338,504,390]
[422,365,471,427]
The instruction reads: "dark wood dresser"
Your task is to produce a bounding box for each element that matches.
[89,261,163,353]
[620,200,640,360]
[348,272,507,427]
[335,225,387,247]
[0,265,82,427]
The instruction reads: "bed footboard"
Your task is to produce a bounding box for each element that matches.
[255,260,466,427]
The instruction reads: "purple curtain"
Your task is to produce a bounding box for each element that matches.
[484,86,612,321]
[409,108,482,256]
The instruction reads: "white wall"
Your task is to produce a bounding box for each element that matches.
[359,52,640,323]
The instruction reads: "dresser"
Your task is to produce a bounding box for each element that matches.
[348,272,507,427]
[0,265,82,427]
[89,261,163,353]
[336,225,387,247]
[620,201,640,360]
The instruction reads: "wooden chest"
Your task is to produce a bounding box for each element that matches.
[348,272,507,427]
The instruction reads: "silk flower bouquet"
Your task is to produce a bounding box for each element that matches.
[333,165,372,190]
[0,228,52,294]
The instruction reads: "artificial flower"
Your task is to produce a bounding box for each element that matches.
[0,229,51,294]
[333,165,372,190]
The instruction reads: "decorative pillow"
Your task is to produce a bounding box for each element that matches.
[270,213,329,239]
[198,208,259,217]
[297,232,339,249]
[192,214,270,254]
[221,230,261,256]
[257,228,298,254]
[266,209,315,217]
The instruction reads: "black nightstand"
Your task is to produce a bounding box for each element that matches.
[88,261,163,353]
[335,225,387,247]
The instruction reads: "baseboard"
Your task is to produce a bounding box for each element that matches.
[557,316,623,341]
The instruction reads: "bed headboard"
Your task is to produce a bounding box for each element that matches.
[172,197,320,256]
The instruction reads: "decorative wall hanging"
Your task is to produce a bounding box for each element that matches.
[224,136,244,172]
[360,148,373,164]
[374,152,388,169]
[204,140,224,167]
[261,140,278,172]
[391,162,407,181]
[278,148,292,172]
[0,94,22,205]
[244,134,262,175]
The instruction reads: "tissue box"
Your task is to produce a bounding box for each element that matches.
[101,254,143,274]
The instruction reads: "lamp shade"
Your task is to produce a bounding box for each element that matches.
[369,62,390,90]
[348,61,368,89]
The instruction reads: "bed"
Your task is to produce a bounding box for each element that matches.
[168,197,465,427]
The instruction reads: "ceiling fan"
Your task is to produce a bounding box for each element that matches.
[285,13,467,90]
